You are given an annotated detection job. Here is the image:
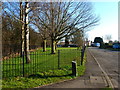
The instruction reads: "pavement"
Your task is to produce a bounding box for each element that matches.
[35,49,110,89]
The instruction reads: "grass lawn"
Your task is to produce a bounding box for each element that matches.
[3,47,81,77]
[101,88,113,90]
[2,47,86,88]
[106,48,120,51]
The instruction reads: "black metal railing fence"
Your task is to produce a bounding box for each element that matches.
[2,47,86,78]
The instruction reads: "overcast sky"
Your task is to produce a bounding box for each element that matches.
[87,1,118,42]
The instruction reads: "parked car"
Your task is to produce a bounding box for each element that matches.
[113,43,120,49]
[62,44,78,47]
[91,43,100,47]
[94,43,100,47]
[68,44,78,47]
[91,43,95,47]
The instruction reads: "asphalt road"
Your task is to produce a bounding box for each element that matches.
[88,47,119,88]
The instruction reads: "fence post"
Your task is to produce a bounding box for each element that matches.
[72,61,77,76]
[22,51,25,77]
[81,49,84,65]
[58,50,60,69]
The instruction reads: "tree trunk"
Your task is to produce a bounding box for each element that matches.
[65,37,69,47]
[22,22,24,56]
[20,2,24,57]
[43,39,46,52]
[55,41,57,50]
[24,2,30,64]
[51,39,56,54]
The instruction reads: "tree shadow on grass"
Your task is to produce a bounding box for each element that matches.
[28,74,73,79]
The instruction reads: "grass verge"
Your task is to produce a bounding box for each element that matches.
[101,88,113,90]
[2,64,86,88]
[106,48,120,51]
[2,47,86,88]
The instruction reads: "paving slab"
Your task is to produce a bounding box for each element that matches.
[90,76,104,84]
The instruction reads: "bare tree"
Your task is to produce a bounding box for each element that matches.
[3,1,32,63]
[65,37,69,47]
[105,34,112,42]
[23,2,31,63]
[32,2,99,54]
[71,30,84,48]
[20,2,24,57]
[31,22,50,52]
